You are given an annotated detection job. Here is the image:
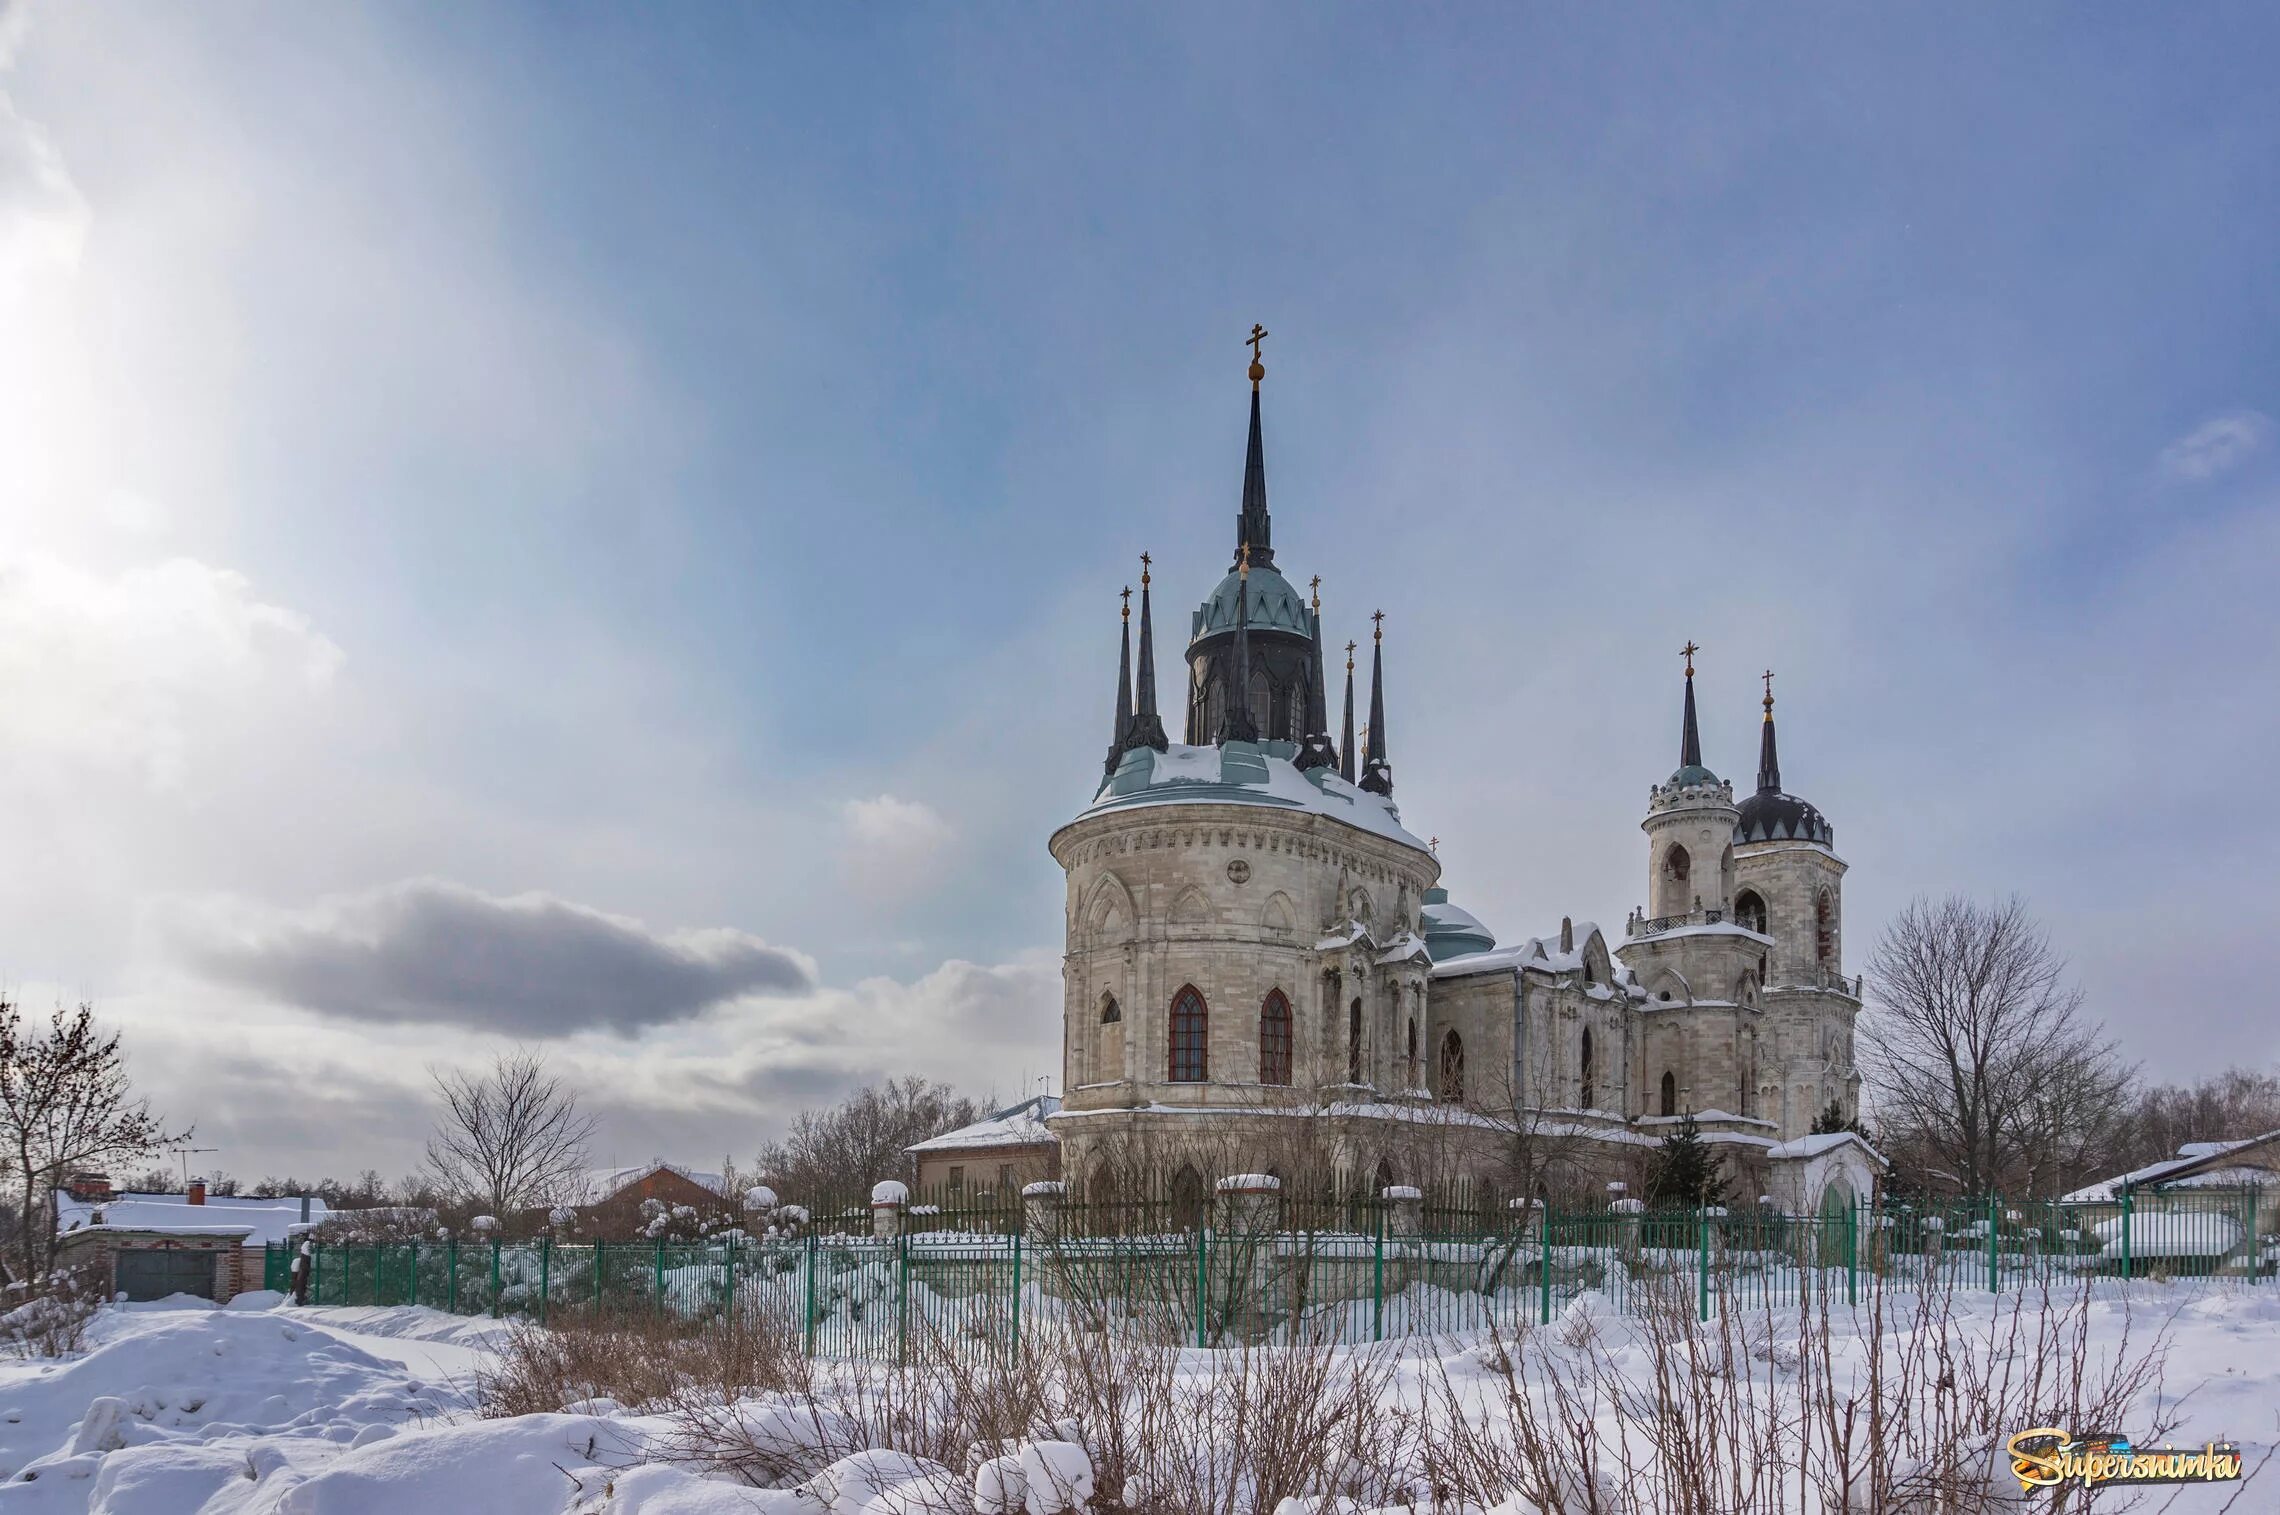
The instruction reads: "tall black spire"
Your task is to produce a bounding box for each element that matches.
[1359,610,1392,796]
[1339,640,1356,782]
[1123,553,1169,754]
[1217,542,1260,743]
[1103,586,1132,783]
[1678,639,1704,772]
[1756,668,1780,792]
[1235,323,1274,571]
[1295,576,1337,772]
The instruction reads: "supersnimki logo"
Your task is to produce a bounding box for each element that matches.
[2006,1428,2244,1494]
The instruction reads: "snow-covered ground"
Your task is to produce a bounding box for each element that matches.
[0,1287,2270,1512]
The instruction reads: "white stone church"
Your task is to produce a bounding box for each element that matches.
[1042,343,1872,1204]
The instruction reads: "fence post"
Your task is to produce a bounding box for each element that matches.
[1195,1225,1209,1349]
[803,1235,818,1358]
[372,1245,381,1306]
[489,1241,500,1318]
[720,1234,735,1322]
[1371,1206,1385,1343]
[1697,1207,1710,1322]
[2121,1191,2133,1282]
[1011,1231,1023,1360]
[1846,1200,1858,1307]
[1540,1206,1553,1326]
[540,1236,551,1325]
[449,1240,458,1314]
[655,1236,666,1316]
[1987,1195,1999,1292]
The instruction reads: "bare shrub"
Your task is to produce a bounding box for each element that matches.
[0,1266,102,1358]
[475,1308,802,1419]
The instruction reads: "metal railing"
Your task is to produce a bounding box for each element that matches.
[266,1186,2277,1360]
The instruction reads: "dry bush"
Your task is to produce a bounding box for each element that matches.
[474,1307,802,1419]
[0,1267,102,1359]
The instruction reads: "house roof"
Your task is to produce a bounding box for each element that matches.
[53,1191,327,1248]
[2062,1129,2280,1203]
[589,1162,729,1201]
[906,1094,1063,1155]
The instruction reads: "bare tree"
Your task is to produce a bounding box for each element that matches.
[1862,895,2133,1198]
[2114,1068,2280,1171]
[0,1000,185,1283]
[421,1050,598,1223]
[754,1076,980,1199]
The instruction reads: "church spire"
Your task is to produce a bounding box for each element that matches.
[1218,541,1260,743]
[1122,553,1169,755]
[1678,639,1704,772]
[1340,640,1357,782]
[1360,610,1393,795]
[1103,586,1132,783]
[1295,575,1337,772]
[1756,669,1780,793]
[1235,324,1275,571]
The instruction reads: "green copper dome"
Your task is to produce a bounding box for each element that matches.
[1190,564,1313,643]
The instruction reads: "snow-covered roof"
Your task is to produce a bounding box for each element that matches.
[906,1094,1064,1155]
[2062,1130,2280,1203]
[53,1192,327,1248]
[1079,741,1431,853]
[589,1162,729,1200]
[1431,921,1614,981]
[1766,1131,1890,1169]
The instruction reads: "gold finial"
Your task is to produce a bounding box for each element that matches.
[1238,540,1251,578]
[1681,639,1700,677]
[1762,668,1775,720]
[1139,550,1151,587]
[1247,323,1269,387]
[1309,574,1321,613]
[1372,608,1386,642]
[1121,585,1132,622]
[1346,639,1356,673]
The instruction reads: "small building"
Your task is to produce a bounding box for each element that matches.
[53,1179,328,1302]
[580,1161,731,1236]
[906,1095,1062,1197]
[2063,1131,2280,1277]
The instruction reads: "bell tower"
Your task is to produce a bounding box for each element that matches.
[1640,642,1737,921]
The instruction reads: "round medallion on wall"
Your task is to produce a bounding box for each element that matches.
[1225,858,1252,884]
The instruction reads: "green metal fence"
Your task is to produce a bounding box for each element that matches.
[265,1186,2278,1360]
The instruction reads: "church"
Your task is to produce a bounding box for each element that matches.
[1043,334,1870,1204]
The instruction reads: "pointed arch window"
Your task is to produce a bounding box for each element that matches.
[1347,997,1364,1083]
[1405,1016,1418,1076]
[1815,890,1835,966]
[1660,1070,1677,1118]
[1169,985,1209,1082]
[1735,889,1767,936]
[1438,1030,1466,1102]
[1258,990,1292,1086]
[1580,1028,1594,1110]
[1099,993,1121,1024]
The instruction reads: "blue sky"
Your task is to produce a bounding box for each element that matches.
[2,3,2274,1180]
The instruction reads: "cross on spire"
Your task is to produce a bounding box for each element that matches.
[1140,551,1152,584]
[1372,608,1386,641]
[1247,323,1269,365]
[1682,639,1700,677]
[1346,639,1356,671]
[1121,585,1131,621]
[1762,668,1775,715]
[1309,573,1321,612]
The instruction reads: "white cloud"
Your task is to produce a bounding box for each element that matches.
[840,794,955,895]
[0,553,342,788]
[2157,409,2273,484]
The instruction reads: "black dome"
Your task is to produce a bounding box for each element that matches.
[1734,788,1833,846]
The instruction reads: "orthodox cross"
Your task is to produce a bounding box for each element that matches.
[1309,573,1322,612]
[1762,668,1775,713]
[1429,836,1440,855]
[1139,550,1152,587]
[1121,585,1131,621]
[1346,639,1356,672]
[1372,608,1386,641]
[1681,639,1700,677]
[1247,323,1269,364]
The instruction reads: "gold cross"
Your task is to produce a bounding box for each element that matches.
[1346,639,1356,672]
[1762,668,1775,713]
[1681,639,1699,676]
[1121,585,1131,621]
[1372,608,1386,640]
[1309,574,1321,612]
[1238,540,1251,577]
[1247,323,1269,364]
[1139,550,1151,587]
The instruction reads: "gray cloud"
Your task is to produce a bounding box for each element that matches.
[180,879,817,1034]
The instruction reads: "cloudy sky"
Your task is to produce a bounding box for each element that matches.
[2,4,2274,1184]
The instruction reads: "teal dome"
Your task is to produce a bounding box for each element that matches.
[1191,565,1313,644]
[1668,763,1720,787]
[1422,886,1497,961]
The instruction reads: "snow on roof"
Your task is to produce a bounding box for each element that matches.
[2062,1131,2280,1203]
[905,1093,1064,1155]
[1431,920,1607,980]
[53,1192,327,1248]
[1766,1131,1890,1169]
[1079,741,1431,853]
[589,1162,729,1200]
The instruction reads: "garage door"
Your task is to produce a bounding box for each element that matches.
[115,1248,218,1302]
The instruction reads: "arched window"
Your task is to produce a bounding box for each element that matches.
[1347,997,1364,1083]
[1170,1164,1207,1230]
[1248,669,1271,733]
[1660,1070,1677,1118]
[1099,993,1121,1024]
[1734,889,1767,936]
[1659,843,1692,914]
[1374,1156,1396,1192]
[1169,985,1209,1082]
[1258,990,1292,1086]
[1439,1030,1466,1102]
[1815,890,1835,966]
[1405,1016,1418,1070]
[1580,1028,1595,1110]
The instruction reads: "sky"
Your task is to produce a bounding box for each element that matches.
[1,3,2274,1186]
